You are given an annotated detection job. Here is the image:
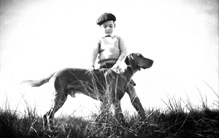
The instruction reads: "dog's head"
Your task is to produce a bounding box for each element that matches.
[125,53,153,70]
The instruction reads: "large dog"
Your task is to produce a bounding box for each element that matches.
[22,53,153,129]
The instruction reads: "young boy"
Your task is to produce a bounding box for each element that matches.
[90,13,128,70]
[90,13,147,120]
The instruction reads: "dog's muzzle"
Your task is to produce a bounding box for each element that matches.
[143,59,154,69]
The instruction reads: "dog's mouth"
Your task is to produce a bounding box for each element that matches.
[140,66,147,70]
[138,66,146,70]
[140,60,154,70]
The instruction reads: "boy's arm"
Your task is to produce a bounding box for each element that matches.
[115,37,128,64]
[91,41,100,68]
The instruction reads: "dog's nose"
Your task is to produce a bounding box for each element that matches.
[148,59,154,68]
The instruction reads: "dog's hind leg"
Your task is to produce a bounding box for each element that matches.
[43,89,67,130]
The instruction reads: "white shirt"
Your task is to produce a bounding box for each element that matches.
[91,35,127,67]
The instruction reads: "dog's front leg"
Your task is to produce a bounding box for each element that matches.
[126,84,147,121]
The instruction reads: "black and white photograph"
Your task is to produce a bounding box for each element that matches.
[0,0,218,137]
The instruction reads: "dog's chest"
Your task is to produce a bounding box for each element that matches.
[105,71,128,90]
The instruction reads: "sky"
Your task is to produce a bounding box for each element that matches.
[0,0,218,117]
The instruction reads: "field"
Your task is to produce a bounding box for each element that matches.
[0,98,219,138]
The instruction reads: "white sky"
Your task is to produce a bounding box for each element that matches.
[0,0,218,117]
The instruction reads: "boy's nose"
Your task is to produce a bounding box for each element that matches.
[106,26,111,30]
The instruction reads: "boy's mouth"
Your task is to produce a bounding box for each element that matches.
[106,32,111,35]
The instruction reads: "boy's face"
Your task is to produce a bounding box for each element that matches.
[100,20,115,36]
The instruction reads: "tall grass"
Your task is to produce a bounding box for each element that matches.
[0,97,219,138]
[0,108,40,138]
[1,78,218,137]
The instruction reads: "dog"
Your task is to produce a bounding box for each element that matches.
[21,53,153,130]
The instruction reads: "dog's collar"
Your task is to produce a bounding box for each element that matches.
[127,66,134,74]
[127,64,141,72]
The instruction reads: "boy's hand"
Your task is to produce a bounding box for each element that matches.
[112,65,123,73]
[88,66,95,72]
[112,62,120,69]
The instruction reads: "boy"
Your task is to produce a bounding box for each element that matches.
[90,13,127,70]
[91,12,136,85]
[90,13,146,120]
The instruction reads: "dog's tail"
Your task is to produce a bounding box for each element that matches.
[21,73,55,87]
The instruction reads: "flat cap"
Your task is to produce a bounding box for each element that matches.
[96,13,116,25]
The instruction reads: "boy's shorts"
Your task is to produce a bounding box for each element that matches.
[99,63,114,69]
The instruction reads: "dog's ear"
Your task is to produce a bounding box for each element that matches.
[125,54,134,65]
[125,56,130,65]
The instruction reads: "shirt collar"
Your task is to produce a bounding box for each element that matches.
[104,34,115,38]
[105,35,111,37]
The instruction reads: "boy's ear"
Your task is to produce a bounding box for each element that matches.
[114,23,116,27]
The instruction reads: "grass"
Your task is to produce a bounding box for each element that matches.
[1,78,218,138]
[1,77,218,137]
[0,99,219,138]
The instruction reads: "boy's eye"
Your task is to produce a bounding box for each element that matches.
[103,25,113,28]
